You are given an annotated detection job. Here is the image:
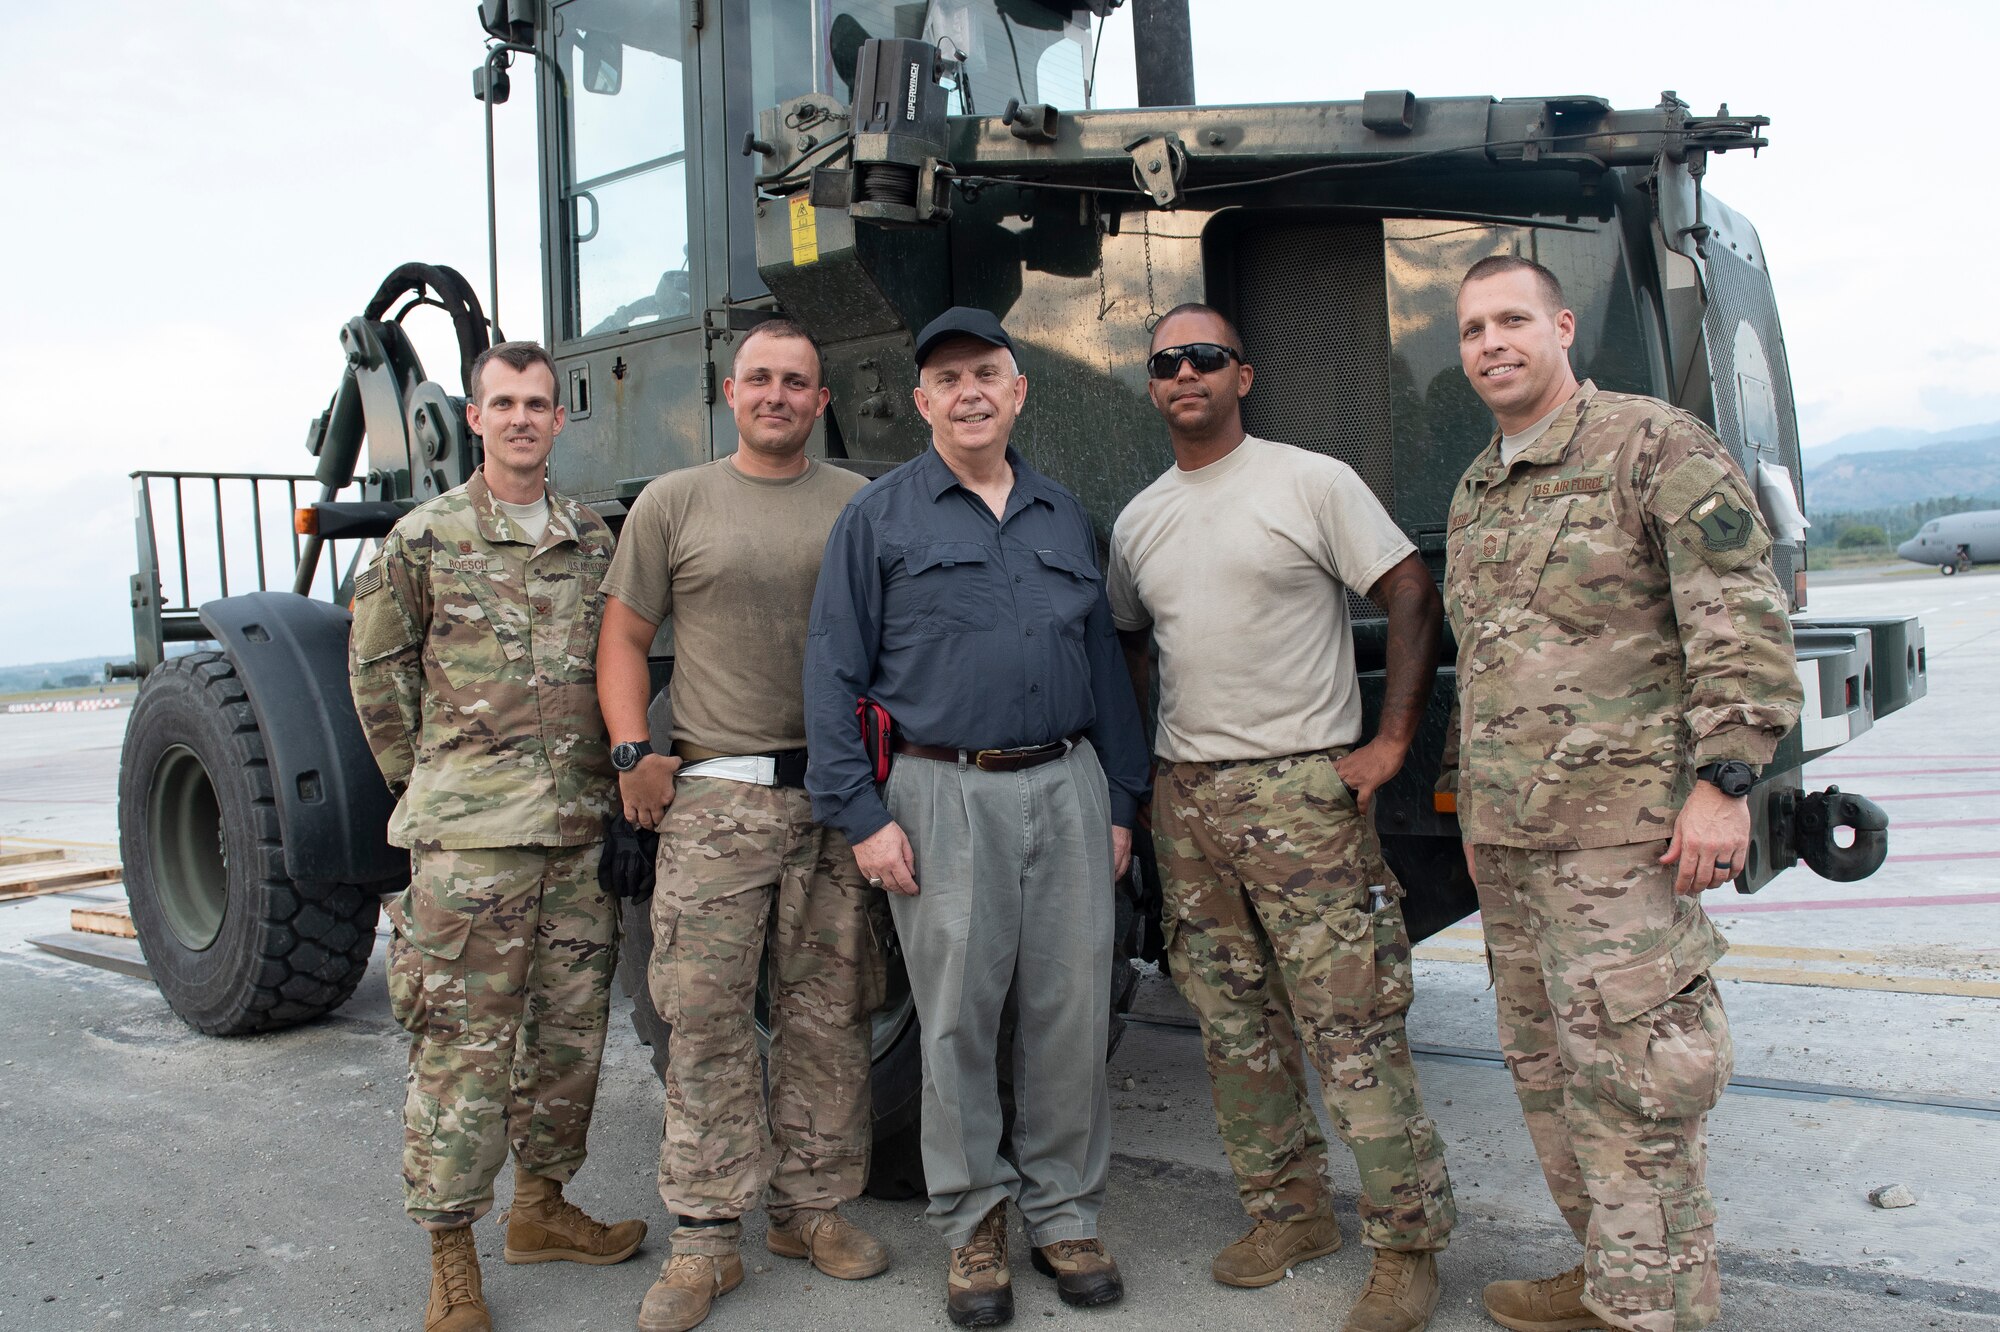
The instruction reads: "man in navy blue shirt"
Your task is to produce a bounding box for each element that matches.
[805,307,1148,1328]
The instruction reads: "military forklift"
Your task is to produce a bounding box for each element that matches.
[108,0,1925,1196]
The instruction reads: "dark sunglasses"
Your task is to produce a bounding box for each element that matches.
[1147,342,1241,379]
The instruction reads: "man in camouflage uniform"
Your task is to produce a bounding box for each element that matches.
[595,319,887,1332]
[351,341,644,1332]
[1110,304,1457,1332]
[1441,257,1802,1332]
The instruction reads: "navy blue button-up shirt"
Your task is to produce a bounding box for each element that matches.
[805,446,1149,844]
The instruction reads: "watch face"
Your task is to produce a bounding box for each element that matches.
[612,742,639,771]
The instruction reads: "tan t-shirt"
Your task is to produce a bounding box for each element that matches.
[602,456,865,753]
[1108,436,1414,763]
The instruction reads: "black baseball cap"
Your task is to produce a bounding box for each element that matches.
[913,306,1016,368]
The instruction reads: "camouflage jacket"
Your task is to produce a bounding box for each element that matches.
[1441,381,1802,850]
[348,469,616,850]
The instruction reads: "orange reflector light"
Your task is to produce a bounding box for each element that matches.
[1432,791,1457,814]
[1794,568,1808,609]
[295,507,318,536]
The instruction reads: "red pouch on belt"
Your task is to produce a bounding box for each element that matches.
[856,697,894,783]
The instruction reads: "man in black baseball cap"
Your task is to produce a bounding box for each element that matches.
[805,305,1148,1326]
[912,305,1016,368]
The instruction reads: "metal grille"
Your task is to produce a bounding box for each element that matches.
[1702,244,1802,601]
[1229,220,1395,620]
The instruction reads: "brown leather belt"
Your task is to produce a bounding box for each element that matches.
[892,733,1083,773]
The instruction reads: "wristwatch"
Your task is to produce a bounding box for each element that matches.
[1694,760,1756,798]
[610,740,654,772]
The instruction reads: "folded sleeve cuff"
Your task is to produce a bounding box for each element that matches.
[1691,724,1782,768]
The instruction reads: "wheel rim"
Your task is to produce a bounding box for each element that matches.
[147,744,229,951]
[753,950,916,1062]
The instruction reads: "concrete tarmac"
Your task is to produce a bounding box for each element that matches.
[1,568,1996,1331]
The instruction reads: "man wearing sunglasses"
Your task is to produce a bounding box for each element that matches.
[1109,304,1456,1332]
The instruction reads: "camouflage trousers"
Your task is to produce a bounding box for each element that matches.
[1155,752,1456,1251]
[649,779,883,1256]
[385,843,618,1227]
[1473,842,1734,1332]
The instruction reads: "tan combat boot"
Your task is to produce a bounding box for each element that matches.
[1030,1238,1124,1307]
[1482,1263,1611,1331]
[424,1226,491,1332]
[503,1166,647,1265]
[636,1252,745,1332]
[946,1202,1013,1327]
[766,1208,891,1280]
[1339,1248,1442,1332]
[1211,1214,1343,1288]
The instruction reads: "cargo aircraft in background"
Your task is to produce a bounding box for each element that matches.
[1897,509,2000,573]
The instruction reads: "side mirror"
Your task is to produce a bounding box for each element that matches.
[478,0,535,45]
[578,28,623,95]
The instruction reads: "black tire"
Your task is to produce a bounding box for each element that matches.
[614,865,1147,1204]
[616,896,929,1200]
[1942,563,1958,575]
[119,651,382,1035]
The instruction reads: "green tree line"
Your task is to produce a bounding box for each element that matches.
[1805,495,2000,551]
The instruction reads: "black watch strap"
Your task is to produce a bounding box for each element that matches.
[611,740,654,772]
[1695,760,1755,798]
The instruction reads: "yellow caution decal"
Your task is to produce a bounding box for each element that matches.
[789,196,819,266]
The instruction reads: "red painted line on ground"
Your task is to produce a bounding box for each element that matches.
[1814,755,2000,763]
[1706,892,2000,914]
[1868,789,2000,802]
[1803,766,2000,779]
[1891,818,1998,830]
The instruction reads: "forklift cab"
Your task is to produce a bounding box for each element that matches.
[504,0,1098,504]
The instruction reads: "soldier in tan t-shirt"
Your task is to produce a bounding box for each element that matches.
[1109,304,1455,1332]
[595,320,888,1332]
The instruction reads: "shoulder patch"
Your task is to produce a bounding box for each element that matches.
[1651,453,1728,522]
[1690,492,1753,551]
[353,563,384,598]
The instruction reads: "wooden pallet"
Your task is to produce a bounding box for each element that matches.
[71,904,137,939]
[0,859,124,903]
[0,846,64,869]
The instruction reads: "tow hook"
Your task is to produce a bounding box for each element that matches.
[1780,785,1890,882]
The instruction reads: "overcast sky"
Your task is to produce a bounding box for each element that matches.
[5,0,1996,663]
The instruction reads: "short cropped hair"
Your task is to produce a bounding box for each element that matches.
[468,340,559,402]
[1151,302,1246,355]
[733,316,826,386]
[1459,256,1567,314]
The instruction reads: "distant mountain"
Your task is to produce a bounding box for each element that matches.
[1804,437,2000,513]
[0,655,121,694]
[1803,420,2000,470]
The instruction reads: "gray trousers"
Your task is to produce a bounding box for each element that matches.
[883,739,1115,1248]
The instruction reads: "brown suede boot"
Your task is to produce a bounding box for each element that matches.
[766,1208,891,1280]
[425,1226,491,1332]
[1030,1238,1124,1307]
[946,1203,1013,1327]
[503,1166,647,1265]
[1211,1214,1343,1288]
[1482,1263,1611,1331]
[1339,1248,1442,1332]
[636,1252,745,1332]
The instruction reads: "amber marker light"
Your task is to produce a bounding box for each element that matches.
[295,507,319,536]
[1432,792,1457,813]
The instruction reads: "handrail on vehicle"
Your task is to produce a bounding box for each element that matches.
[116,470,358,678]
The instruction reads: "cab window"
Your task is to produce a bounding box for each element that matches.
[557,0,697,341]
